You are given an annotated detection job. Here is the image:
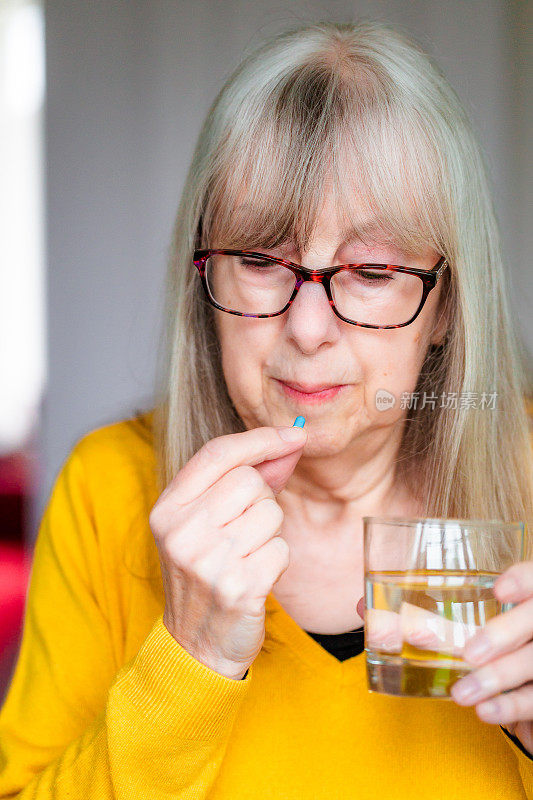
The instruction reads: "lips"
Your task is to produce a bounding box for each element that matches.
[277,379,344,393]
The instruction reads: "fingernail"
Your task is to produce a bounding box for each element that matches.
[277,425,306,441]
[293,416,306,428]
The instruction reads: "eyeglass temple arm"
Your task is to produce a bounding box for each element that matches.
[435,258,448,282]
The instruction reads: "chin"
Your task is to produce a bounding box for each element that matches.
[302,423,354,455]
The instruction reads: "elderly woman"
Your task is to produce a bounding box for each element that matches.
[1,19,533,800]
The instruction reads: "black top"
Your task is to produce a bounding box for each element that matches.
[304,626,365,661]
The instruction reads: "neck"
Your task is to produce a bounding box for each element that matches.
[277,420,421,541]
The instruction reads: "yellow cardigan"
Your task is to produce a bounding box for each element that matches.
[0,410,532,799]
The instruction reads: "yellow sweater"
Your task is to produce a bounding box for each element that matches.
[0,410,532,799]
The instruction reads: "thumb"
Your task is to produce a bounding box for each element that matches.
[356,596,365,620]
[254,433,307,495]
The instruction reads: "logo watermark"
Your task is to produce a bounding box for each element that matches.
[375,389,396,411]
[375,390,498,411]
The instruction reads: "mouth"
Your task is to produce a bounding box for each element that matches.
[274,378,348,404]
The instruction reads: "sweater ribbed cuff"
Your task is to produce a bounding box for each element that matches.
[113,614,252,740]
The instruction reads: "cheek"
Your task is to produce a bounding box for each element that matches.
[363,327,430,396]
[216,316,270,408]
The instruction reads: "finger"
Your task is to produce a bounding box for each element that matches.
[451,640,533,707]
[167,426,307,506]
[463,595,533,666]
[254,447,307,495]
[365,609,402,652]
[244,535,290,598]
[474,682,533,726]
[226,498,285,557]
[399,601,476,657]
[494,561,533,604]
[356,596,365,620]
[164,490,281,567]
[204,465,275,526]
[513,721,533,752]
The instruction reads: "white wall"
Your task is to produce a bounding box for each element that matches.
[35,0,532,534]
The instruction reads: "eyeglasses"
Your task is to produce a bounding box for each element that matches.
[193,249,448,329]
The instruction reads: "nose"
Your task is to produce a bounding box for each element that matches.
[284,277,340,353]
[293,275,332,307]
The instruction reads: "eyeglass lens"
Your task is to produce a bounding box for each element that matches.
[204,253,424,326]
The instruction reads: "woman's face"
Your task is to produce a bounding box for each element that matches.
[214,191,447,457]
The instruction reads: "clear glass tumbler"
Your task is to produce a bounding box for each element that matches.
[363,516,525,698]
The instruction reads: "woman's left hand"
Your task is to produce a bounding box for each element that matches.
[451,561,533,756]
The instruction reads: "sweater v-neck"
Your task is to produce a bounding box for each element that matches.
[265,590,366,686]
[304,626,365,661]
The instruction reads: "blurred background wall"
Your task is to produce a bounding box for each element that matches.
[0,0,531,697]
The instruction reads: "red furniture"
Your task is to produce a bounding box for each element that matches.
[0,450,34,703]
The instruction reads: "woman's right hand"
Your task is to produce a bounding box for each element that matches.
[149,424,308,680]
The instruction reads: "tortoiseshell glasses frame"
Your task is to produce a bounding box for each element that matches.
[193,249,449,330]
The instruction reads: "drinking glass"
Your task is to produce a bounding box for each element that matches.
[363,516,525,698]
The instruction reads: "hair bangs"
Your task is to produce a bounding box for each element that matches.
[201,62,355,253]
[202,56,451,263]
[331,95,451,261]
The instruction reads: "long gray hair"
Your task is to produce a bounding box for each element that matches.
[152,20,533,557]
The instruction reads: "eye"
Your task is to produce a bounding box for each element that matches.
[239,257,274,269]
[355,268,395,282]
